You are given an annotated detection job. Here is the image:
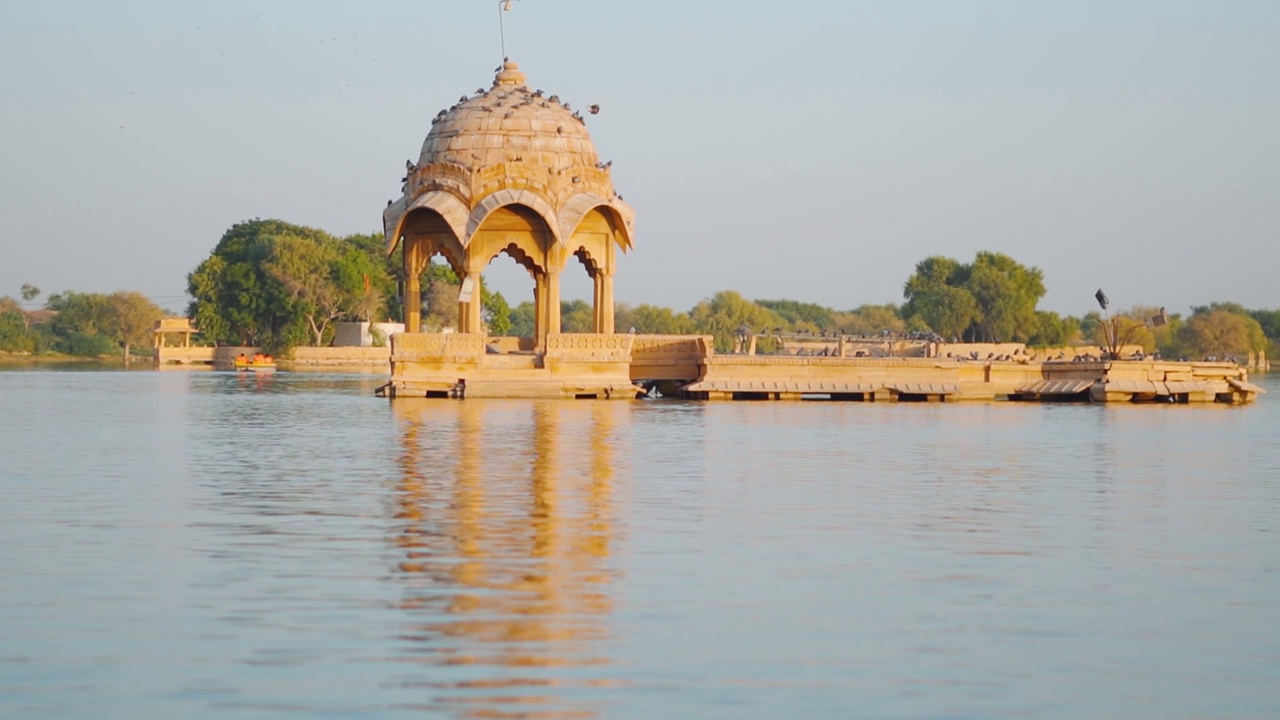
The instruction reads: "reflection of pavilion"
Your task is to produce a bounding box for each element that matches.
[389,400,622,717]
[380,61,642,399]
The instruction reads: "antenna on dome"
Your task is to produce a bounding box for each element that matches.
[497,0,520,60]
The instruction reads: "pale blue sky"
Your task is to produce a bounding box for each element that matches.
[1,1,1277,316]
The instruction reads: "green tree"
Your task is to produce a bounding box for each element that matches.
[688,291,786,352]
[43,290,161,359]
[0,297,39,353]
[264,234,347,346]
[20,284,40,303]
[1027,311,1080,347]
[484,290,512,335]
[832,304,904,337]
[509,301,536,337]
[187,219,394,350]
[963,251,1046,342]
[629,304,694,334]
[902,252,1045,342]
[422,263,460,330]
[187,220,307,348]
[47,291,111,337]
[561,299,594,333]
[103,291,164,361]
[901,256,981,340]
[1178,310,1267,359]
[754,299,835,330]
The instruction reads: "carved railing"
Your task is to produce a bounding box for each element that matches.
[544,333,634,363]
[391,333,486,361]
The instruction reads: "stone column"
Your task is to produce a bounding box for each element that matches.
[592,270,603,332]
[404,239,423,333]
[460,259,484,335]
[599,268,615,335]
[533,272,546,341]
[545,267,562,337]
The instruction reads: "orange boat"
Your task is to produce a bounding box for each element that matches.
[233,356,277,372]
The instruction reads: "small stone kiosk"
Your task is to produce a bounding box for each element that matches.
[379,61,639,398]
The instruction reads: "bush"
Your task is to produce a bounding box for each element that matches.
[57,331,118,357]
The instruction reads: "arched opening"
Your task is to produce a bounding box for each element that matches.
[560,249,596,332]
[397,208,466,333]
[479,244,538,343]
[469,202,558,343]
[564,207,627,335]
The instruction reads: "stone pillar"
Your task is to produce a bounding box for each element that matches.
[592,271,603,332]
[460,260,484,335]
[545,267,561,337]
[533,272,546,341]
[599,268,615,335]
[403,239,423,334]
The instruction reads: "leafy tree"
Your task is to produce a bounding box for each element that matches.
[963,251,1045,342]
[344,232,401,321]
[264,234,348,346]
[20,284,40,303]
[58,331,118,357]
[1178,310,1267,359]
[561,299,594,333]
[103,291,164,361]
[422,264,460,330]
[902,256,981,340]
[629,304,694,334]
[1028,311,1080,348]
[484,290,512,335]
[187,220,304,347]
[187,219,394,350]
[688,291,786,352]
[1247,308,1280,341]
[42,290,161,359]
[902,253,1045,342]
[0,297,39,353]
[754,299,834,330]
[47,291,111,338]
[509,301,535,338]
[833,304,905,337]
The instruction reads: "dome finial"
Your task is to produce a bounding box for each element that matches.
[496,59,526,86]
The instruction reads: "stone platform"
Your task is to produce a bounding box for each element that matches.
[377,333,1264,404]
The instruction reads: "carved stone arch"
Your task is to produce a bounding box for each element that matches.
[572,246,601,278]
[465,189,561,247]
[385,190,469,254]
[400,208,467,276]
[410,191,469,244]
[558,193,635,252]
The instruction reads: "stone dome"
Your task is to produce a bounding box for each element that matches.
[418,61,599,172]
[385,60,633,256]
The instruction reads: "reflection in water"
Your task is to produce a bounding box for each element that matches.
[390,401,620,718]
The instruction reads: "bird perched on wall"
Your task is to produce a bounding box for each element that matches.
[589,104,600,115]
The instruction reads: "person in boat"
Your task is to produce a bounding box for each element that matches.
[237,353,247,364]
[252,352,265,363]
[262,354,273,364]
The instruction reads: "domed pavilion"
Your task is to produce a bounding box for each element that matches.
[382,60,634,345]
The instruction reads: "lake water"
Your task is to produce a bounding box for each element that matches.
[1,368,1278,719]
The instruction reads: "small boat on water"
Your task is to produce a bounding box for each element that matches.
[233,356,277,372]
